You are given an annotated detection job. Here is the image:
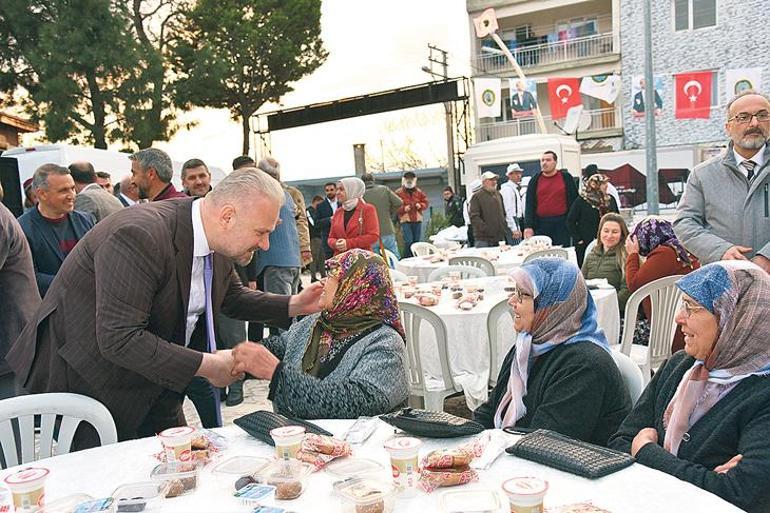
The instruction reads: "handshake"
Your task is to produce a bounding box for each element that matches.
[196,342,281,387]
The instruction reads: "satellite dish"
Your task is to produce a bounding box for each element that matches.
[562,105,584,134]
[578,111,592,131]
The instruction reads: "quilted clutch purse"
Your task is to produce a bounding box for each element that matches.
[233,410,332,446]
[505,429,635,479]
[379,408,485,438]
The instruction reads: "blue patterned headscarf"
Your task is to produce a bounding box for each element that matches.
[494,258,609,428]
[663,261,770,455]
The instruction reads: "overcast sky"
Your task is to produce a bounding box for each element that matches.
[156,0,471,181]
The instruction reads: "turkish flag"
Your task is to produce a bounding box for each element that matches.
[548,78,582,119]
[675,71,713,119]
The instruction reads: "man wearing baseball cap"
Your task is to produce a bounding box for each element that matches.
[501,163,526,245]
[469,172,508,247]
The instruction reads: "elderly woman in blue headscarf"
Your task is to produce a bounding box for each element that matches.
[609,261,770,513]
[474,258,631,445]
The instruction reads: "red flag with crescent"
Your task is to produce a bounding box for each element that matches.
[675,71,713,119]
[547,78,582,119]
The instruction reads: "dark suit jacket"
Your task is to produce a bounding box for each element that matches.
[633,90,663,113]
[315,198,339,257]
[7,198,291,440]
[0,203,40,377]
[17,207,94,297]
[511,90,537,112]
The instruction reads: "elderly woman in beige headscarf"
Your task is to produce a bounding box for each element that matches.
[328,177,380,255]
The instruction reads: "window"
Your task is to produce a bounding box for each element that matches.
[674,0,717,31]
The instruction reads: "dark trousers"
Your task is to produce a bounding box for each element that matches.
[401,222,422,258]
[536,215,571,247]
[184,377,220,428]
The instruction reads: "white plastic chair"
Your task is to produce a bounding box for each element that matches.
[399,303,461,412]
[0,393,118,468]
[585,239,597,255]
[523,248,569,263]
[427,265,486,282]
[611,351,645,405]
[525,235,552,246]
[447,256,495,277]
[383,249,399,269]
[486,298,514,388]
[410,242,439,257]
[389,269,409,283]
[617,275,682,385]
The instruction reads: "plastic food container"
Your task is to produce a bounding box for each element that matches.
[382,437,421,497]
[149,462,199,498]
[112,481,169,512]
[211,456,271,490]
[3,466,49,510]
[439,487,502,513]
[254,459,313,501]
[157,427,195,463]
[35,493,94,513]
[270,426,306,460]
[502,477,548,513]
[335,477,395,513]
[325,458,386,481]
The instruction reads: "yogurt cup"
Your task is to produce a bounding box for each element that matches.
[158,426,195,463]
[383,437,422,497]
[270,426,306,460]
[4,467,49,510]
[502,477,548,513]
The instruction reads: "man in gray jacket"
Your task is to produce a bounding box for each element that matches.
[70,162,124,222]
[674,91,770,273]
[362,172,402,258]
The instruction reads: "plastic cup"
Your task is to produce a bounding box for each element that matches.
[158,426,195,463]
[270,426,306,460]
[4,467,49,511]
[502,477,548,513]
[383,437,422,497]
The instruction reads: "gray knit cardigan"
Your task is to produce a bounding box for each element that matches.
[263,313,409,419]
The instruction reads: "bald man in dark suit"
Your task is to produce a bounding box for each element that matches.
[7,167,322,445]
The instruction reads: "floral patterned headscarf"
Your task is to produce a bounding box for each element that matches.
[580,173,611,210]
[632,216,693,266]
[301,249,404,376]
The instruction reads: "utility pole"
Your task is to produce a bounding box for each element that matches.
[422,44,458,193]
[643,0,659,214]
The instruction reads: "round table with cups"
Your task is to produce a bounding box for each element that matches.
[395,245,578,284]
[397,276,621,411]
[0,419,743,513]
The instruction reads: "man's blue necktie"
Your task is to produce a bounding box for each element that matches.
[203,254,222,426]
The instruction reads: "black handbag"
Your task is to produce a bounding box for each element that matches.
[379,408,485,438]
[233,410,333,446]
[505,429,635,479]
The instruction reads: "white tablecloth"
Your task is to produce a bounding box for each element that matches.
[396,246,578,283]
[399,277,621,410]
[1,420,742,513]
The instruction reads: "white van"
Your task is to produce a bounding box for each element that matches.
[462,134,581,196]
[0,144,225,216]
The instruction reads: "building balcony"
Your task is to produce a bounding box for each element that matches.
[473,31,617,75]
[475,106,622,142]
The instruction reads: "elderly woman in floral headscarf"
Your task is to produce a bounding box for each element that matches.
[625,216,700,350]
[567,173,619,266]
[474,258,631,445]
[232,249,408,419]
[610,261,770,513]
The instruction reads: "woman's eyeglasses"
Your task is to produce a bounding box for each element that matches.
[678,299,705,318]
[509,288,532,304]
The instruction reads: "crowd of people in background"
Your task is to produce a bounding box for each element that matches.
[0,89,769,512]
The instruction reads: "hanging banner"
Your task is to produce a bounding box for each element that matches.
[675,71,713,119]
[547,77,581,119]
[508,78,538,116]
[474,78,502,118]
[631,75,665,119]
[579,74,621,104]
[725,68,762,97]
